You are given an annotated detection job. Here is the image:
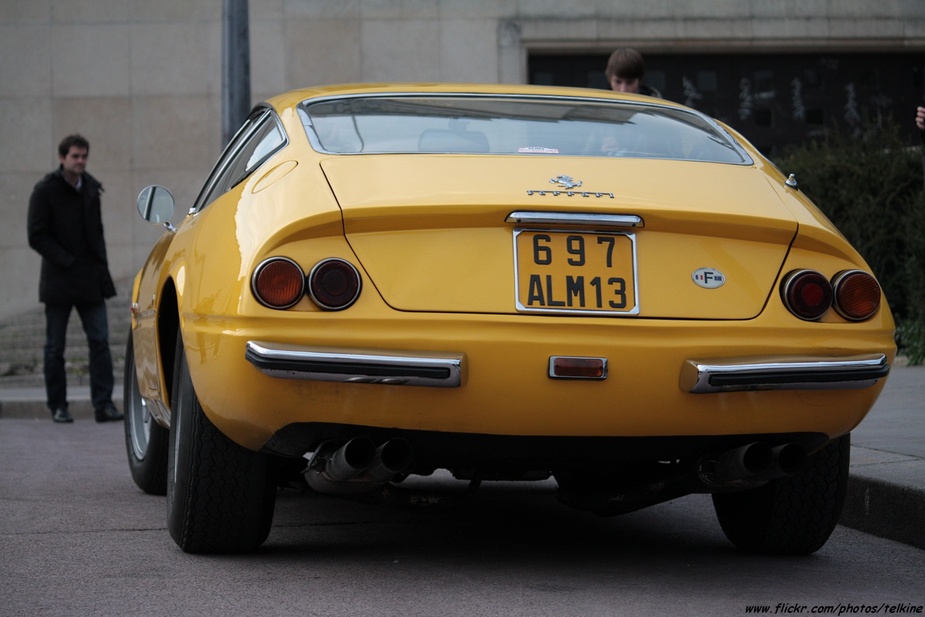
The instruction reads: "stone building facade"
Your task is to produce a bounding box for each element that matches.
[2,0,923,318]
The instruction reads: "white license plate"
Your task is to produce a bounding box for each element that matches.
[514,229,638,315]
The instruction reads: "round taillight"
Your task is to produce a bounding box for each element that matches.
[308,258,361,310]
[781,270,833,320]
[832,270,881,321]
[252,257,305,309]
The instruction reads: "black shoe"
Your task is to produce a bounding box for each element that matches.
[52,408,74,423]
[95,404,124,423]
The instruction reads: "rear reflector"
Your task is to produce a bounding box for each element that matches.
[549,356,608,380]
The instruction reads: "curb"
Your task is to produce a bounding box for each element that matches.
[0,399,115,421]
[0,387,122,421]
[842,472,925,550]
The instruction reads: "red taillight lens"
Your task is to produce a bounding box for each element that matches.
[832,270,881,321]
[252,257,305,309]
[781,270,833,320]
[308,258,361,310]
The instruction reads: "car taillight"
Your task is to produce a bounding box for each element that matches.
[308,258,361,310]
[832,270,881,321]
[781,270,832,320]
[252,257,305,309]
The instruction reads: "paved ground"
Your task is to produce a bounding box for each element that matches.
[1,364,922,550]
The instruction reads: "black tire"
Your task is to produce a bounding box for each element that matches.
[123,331,169,495]
[166,330,276,553]
[712,434,850,555]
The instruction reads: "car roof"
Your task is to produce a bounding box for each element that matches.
[263,82,689,113]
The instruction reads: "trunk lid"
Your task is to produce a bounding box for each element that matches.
[320,156,796,319]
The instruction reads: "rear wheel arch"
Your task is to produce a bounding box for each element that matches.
[157,281,180,407]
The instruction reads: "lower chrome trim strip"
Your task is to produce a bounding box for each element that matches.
[681,354,890,393]
[245,341,464,388]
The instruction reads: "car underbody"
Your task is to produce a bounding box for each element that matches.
[266,421,828,514]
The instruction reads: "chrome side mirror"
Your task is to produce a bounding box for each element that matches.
[136,185,177,232]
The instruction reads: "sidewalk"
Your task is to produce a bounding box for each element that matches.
[1,365,921,549]
[839,364,924,549]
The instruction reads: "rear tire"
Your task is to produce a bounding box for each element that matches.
[123,331,169,495]
[166,330,276,553]
[712,434,850,555]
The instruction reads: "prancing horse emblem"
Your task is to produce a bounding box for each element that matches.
[550,175,582,190]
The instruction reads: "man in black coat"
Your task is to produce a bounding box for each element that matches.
[27,134,123,423]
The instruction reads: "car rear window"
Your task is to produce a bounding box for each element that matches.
[299,94,751,164]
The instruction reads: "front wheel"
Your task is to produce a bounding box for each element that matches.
[166,329,277,553]
[712,434,850,555]
[123,331,169,495]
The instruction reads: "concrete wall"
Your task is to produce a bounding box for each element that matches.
[2,0,923,319]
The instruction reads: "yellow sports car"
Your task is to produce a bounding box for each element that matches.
[123,83,894,554]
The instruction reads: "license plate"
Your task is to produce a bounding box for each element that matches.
[513,229,638,315]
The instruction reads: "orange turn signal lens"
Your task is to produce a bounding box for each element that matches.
[832,270,881,321]
[252,257,305,309]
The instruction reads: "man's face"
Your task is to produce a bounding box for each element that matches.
[609,75,640,93]
[60,146,88,177]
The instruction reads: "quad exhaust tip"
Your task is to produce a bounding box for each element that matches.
[699,441,807,486]
[304,437,414,494]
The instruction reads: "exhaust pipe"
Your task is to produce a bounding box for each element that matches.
[560,441,809,516]
[304,437,414,494]
[305,437,376,493]
[362,439,415,483]
[771,443,807,476]
[700,442,774,485]
[699,442,807,486]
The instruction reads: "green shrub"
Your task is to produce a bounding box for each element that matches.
[774,122,925,364]
[897,319,925,365]
[897,191,925,364]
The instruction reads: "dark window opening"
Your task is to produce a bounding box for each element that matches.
[754,108,773,127]
[528,52,925,157]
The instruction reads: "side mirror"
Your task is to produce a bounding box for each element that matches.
[136,185,177,230]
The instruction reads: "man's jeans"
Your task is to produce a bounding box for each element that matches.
[43,302,114,413]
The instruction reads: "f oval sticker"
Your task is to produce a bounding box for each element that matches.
[692,268,725,289]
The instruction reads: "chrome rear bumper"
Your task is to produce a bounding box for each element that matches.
[681,354,890,393]
[247,341,889,394]
[245,341,465,387]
